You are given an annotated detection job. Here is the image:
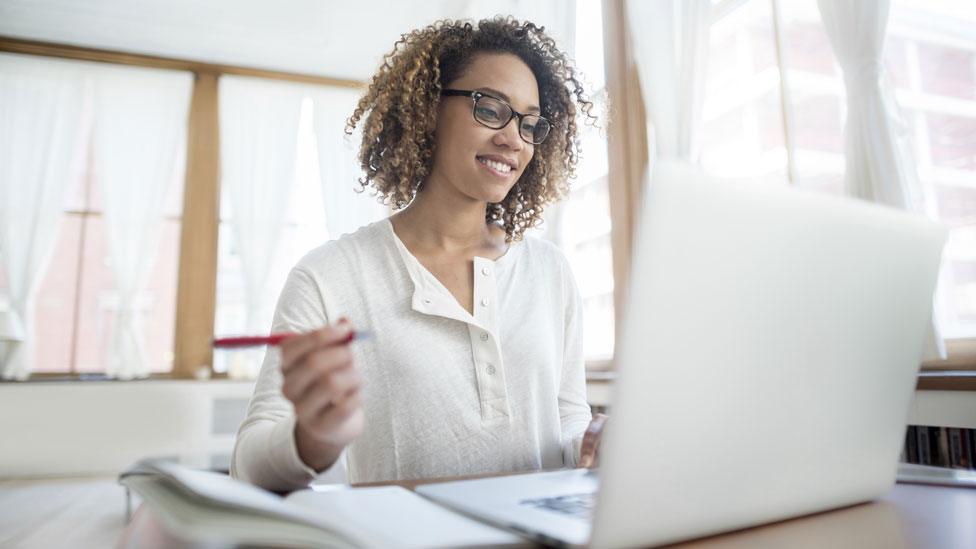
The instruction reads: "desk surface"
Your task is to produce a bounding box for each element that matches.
[118,477,976,549]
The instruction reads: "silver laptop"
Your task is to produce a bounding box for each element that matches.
[416,170,947,548]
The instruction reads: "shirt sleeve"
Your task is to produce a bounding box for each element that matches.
[557,253,594,467]
[229,265,349,490]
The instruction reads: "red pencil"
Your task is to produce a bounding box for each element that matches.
[212,330,372,348]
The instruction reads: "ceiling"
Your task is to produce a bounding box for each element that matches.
[0,0,577,82]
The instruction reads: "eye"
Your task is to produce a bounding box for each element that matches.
[475,105,502,121]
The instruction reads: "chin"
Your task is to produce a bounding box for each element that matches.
[485,188,515,205]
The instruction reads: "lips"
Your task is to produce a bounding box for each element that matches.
[476,155,518,179]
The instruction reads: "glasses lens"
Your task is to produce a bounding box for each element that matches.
[520,115,551,144]
[473,96,511,128]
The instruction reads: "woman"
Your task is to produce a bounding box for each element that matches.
[231,17,607,491]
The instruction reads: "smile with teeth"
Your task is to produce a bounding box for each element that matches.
[477,156,513,175]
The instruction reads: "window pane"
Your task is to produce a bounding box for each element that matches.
[927,113,976,171]
[29,215,83,373]
[214,96,329,374]
[888,0,976,338]
[777,0,845,195]
[146,219,181,373]
[702,0,788,182]
[917,42,975,101]
[73,216,179,373]
[539,0,615,363]
[710,0,976,340]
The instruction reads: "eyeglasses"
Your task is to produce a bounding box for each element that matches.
[441,89,551,145]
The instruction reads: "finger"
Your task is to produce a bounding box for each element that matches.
[319,385,362,419]
[587,413,609,434]
[280,324,353,373]
[295,366,362,420]
[282,346,353,403]
[284,342,352,394]
[580,430,595,455]
[307,390,363,434]
[579,440,595,468]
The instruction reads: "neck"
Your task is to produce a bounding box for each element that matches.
[391,175,500,255]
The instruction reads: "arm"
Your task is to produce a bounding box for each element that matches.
[230,267,349,490]
[558,256,594,467]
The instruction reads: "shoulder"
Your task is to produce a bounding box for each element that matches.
[518,231,573,273]
[292,219,390,278]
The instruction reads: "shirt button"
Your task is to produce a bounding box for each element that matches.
[423,298,431,305]
[481,297,489,306]
[480,332,489,342]
[485,363,496,375]
[482,267,491,276]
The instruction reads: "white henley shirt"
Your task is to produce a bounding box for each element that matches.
[230,218,592,490]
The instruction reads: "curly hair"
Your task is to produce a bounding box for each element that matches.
[346,16,596,242]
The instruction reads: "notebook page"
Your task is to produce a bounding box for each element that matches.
[286,485,525,548]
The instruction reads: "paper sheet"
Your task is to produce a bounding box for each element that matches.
[287,485,525,548]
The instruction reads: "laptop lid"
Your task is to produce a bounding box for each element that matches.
[591,170,946,548]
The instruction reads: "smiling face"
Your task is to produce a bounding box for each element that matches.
[427,53,540,205]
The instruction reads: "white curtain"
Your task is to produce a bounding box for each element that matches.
[310,88,388,239]
[817,0,945,360]
[625,0,711,171]
[92,66,192,379]
[220,76,305,378]
[0,54,88,380]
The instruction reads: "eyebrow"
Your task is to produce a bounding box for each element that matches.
[477,87,541,114]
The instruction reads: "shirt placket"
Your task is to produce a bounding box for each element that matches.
[395,234,511,425]
[469,257,510,424]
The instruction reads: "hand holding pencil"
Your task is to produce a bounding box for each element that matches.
[275,319,366,472]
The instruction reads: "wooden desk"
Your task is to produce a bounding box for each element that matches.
[118,477,976,548]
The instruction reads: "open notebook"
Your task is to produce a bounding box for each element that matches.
[118,459,522,548]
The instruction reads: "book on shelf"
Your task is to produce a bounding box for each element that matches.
[917,426,932,465]
[118,458,522,549]
[905,427,918,464]
[901,426,976,471]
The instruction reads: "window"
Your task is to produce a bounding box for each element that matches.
[61,152,183,374]
[702,0,976,341]
[213,86,387,376]
[702,0,790,184]
[0,59,186,376]
[541,0,615,364]
[214,97,331,375]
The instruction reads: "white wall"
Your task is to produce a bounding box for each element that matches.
[4,380,971,479]
[0,380,254,478]
[588,380,976,429]
[0,0,577,81]
[909,391,976,429]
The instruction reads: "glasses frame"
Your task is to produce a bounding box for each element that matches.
[441,88,551,145]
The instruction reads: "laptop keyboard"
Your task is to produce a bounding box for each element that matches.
[520,492,596,520]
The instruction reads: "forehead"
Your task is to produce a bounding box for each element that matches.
[450,53,540,112]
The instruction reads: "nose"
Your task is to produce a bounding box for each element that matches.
[492,117,525,151]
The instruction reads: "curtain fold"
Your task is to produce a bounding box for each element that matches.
[625,0,711,169]
[0,54,88,380]
[92,66,193,379]
[220,76,305,378]
[310,88,387,239]
[817,0,945,360]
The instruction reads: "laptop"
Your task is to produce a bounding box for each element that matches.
[416,169,947,548]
